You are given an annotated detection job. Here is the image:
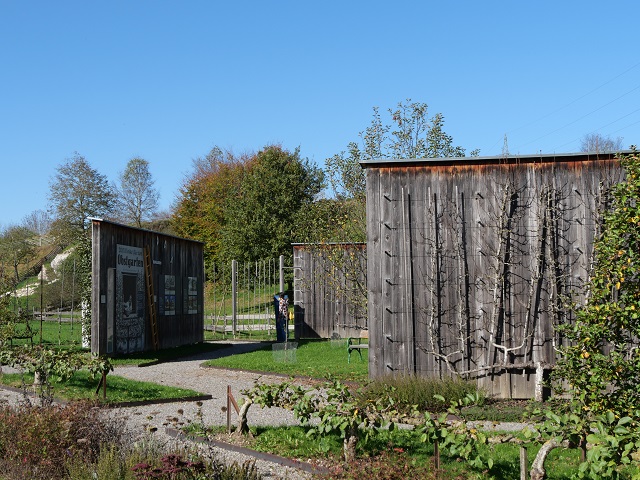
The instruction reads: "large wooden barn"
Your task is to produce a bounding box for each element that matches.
[91,219,204,356]
[361,151,626,399]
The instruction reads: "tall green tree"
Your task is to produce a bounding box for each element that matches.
[48,153,115,239]
[115,157,160,227]
[325,99,477,201]
[221,145,324,262]
[172,147,250,269]
[294,198,366,244]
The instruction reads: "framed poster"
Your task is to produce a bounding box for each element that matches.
[116,245,145,353]
[164,274,176,315]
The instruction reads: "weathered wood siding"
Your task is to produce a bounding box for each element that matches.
[91,219,204,355]
[363,153,624,398]
[293,243,367,339]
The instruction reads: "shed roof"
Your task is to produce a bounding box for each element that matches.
[359,150,631,168]
[90,217,204,245]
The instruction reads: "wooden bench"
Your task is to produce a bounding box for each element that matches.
[347,330,369,363]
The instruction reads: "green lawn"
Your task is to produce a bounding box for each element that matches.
[0,370,205,404]
[9,318,84,350]
[203,339,368,383]
[195,425,591,479]
[0,342,223,403]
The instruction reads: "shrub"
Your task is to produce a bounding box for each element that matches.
[0,400,126,479]
[0,400,263,480]
[359,374,484,415]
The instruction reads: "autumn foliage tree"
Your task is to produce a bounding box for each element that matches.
[172,147,251,272]
[172,145,323,271]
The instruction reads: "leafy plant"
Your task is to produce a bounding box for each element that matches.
[0,401,126,480]
[541,149,640,477]
[237,377,398,462]
[419,393,496,472]
[553,149,640,418]
[238,380,312,435]
[0,344,112,403]
[304,378,399,462]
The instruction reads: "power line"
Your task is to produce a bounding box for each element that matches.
[513,82,640,151]
[552,106,640,151]
[483,61,640,154]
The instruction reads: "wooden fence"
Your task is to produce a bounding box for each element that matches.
[293,243,367,339]
[205,257,282,337]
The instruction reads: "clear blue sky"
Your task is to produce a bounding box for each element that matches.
[1,1,638,227]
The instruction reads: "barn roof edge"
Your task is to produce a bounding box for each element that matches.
[89,217,205,245]
[359,150,633,168]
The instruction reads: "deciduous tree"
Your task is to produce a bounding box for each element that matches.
[580,133,624,153]
[0,225,36,285]
[22,209,51,246]
[172,147,250,270]
[48,153,115,237]
[221,145,324,262]
[325,99,477,201]
[115,157,160,227]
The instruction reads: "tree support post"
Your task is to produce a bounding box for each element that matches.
[520,446,527,480]
[227,385,240,434]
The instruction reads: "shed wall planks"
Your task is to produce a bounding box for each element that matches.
[293,244,367,339]
[363,154,624,398]
[91,219,204,356]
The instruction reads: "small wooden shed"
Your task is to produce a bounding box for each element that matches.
[361,151,625,399]
[91,219,204,355]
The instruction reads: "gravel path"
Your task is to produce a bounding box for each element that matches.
[111,341,315,479]
[112,341,303,431]
[0,341,316,479]
[0,341,531,478]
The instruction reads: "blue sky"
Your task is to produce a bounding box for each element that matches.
[1,1,638,227]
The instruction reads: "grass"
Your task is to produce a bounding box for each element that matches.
[203,339,369,383]
[197,424,591,479]
[204,329,278,342]
[204,280,280,317]
[361,374,485,415]
[0,342,223,403]
[0,370,205,404]
[9,318,84,350]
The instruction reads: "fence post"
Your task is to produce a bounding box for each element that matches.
[279,255,285,294]
[232,260,237,337]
